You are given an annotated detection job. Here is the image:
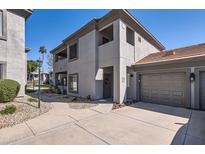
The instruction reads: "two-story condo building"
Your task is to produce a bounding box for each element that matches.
[51,9,205,110]
[51,9,164,103]
[0,9,32,96]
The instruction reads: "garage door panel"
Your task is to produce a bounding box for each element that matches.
[140,72,186,107]
[199,72,205,110]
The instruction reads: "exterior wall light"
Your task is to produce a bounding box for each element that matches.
[190,73,195,82]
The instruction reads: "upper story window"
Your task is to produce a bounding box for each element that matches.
[98,24,113,46]
[69,43,78,61]
[126,27,135,46]
[138,36,141,43]
[0,10,3,36]
[55,48,67,62]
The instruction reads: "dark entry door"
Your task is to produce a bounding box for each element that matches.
[103,73,113,98]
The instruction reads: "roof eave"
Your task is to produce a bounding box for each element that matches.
[7,9,33,20]
[122,9,165,50]
[134,54,205,68]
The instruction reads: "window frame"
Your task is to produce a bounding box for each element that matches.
[0,9,7,40]
[126,26,135,46]
[69,42,78,62]
[68,73,78,93]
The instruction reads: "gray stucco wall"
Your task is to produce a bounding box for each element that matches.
[117,19,161,103]
[0,10,26,96]
[66,30,97,99]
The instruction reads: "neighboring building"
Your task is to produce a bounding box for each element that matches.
[0,9,32,96]
[28,72,49,85]
[51,9,205,110]
[49,71,55,86]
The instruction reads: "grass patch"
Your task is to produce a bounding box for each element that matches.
[27,98,38,103]
[0,105,16,115]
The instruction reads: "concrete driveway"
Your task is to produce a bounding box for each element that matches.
[1,102,205,145]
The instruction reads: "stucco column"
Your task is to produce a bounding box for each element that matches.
[190,67,195,108]
[113,64,120,103]
[119,61,127,103]
[113,61,127,103]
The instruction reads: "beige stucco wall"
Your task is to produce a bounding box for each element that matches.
[0,10,26,96]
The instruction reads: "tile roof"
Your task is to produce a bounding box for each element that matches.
[136,43,205,65]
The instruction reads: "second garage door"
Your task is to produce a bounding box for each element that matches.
[140,72,186,107]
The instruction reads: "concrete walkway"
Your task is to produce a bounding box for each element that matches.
[0,102,205,145]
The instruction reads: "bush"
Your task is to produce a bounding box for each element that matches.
[0,104,16,115]
[0,79,20,103]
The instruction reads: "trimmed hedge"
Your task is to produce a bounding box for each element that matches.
[0,79,20,103]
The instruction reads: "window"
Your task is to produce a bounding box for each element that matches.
[138,36,141,43]
[69,74,78,93]
[69,43,78,60]
[102,37,109,44]
[126,27,135,46]
[55,49,67,62]
[0,10,3,36]
[99,24,113,46]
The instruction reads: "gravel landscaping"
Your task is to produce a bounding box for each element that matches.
[0,96,51,129]
[30,92,98,109]
[0,91,100,129]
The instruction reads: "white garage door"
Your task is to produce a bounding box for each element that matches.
[140,72,186,107]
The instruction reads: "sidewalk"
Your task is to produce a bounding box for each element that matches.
[0,102,113,144]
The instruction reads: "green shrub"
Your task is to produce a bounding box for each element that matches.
[0,79,20,103]
[0,104,16,115]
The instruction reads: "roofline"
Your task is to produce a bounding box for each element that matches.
[134,53,205,67]
[25,48,31,53]
[63,19,98,43]
[50,9,165,53]
[50,43,66,53]
[123,9,165,50]
[7,9,33,20]
[164,43,205,53]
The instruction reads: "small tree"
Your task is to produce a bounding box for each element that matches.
[27,60,38,82]
[27,60,38,91]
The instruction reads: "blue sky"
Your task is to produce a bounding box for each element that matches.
[26,9,205,72]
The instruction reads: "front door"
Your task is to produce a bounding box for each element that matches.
[103,73,113,98]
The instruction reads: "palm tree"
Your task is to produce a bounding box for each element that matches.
[37,46,47,108]
[39,46,47,61]
[39,46,47,72]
